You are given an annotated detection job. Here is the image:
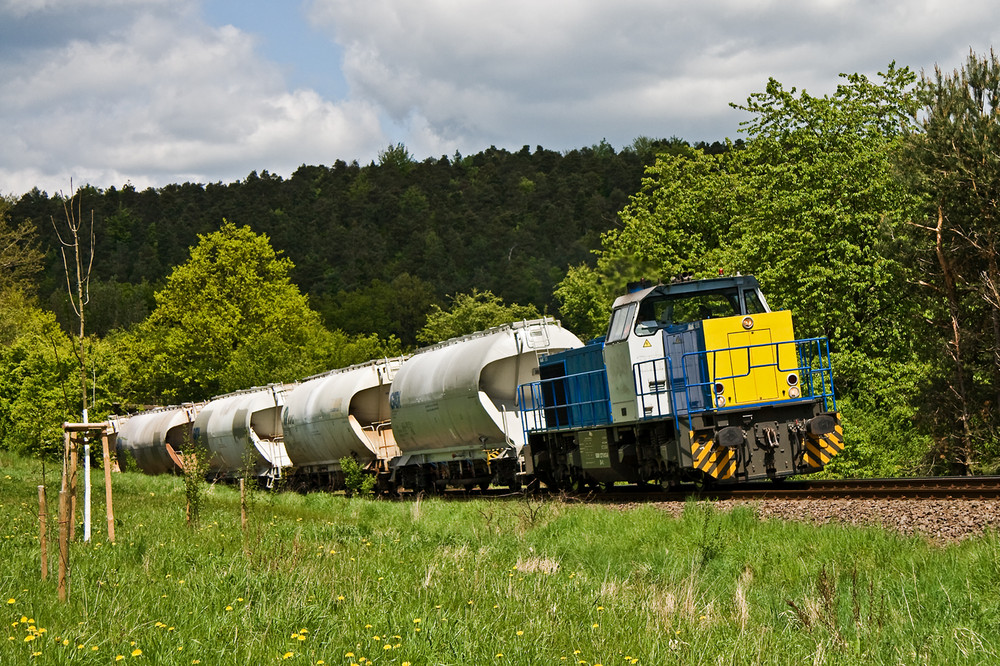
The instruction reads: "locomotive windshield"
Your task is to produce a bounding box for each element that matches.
[633,287,768,336]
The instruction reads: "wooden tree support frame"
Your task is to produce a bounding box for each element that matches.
[61,423,116,544]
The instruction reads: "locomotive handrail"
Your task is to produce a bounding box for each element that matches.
[517,366,612,434]
[632,336,836,425]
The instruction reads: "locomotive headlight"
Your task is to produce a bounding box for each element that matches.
[788,385,801,399]
[714,382,725,394]
[741,316,754,330]
[786,373,799,386]
[715,395,727,408]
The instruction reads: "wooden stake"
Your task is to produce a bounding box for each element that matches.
[102,433,115,543]
[57,489,68,602]
[240,478,247,529]
[38,486,48,581]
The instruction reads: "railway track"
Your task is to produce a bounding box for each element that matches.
[593,476,1000,502]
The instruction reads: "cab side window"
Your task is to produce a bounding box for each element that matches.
[606,303,636,343]
[743,290,767,314]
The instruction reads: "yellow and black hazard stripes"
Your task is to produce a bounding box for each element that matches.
[803,415,844,468]
[689,431,736,480]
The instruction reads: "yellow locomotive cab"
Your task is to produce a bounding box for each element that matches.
[702,310,800,408]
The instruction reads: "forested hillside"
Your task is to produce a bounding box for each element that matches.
[11,139,724,344]
[4,51,1000,479]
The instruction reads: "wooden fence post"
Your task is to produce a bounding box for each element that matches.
[57,489,69,602]
[38,486,48,581]
[102,433,115,543]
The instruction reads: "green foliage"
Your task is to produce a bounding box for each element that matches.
[0,196,42,296]
[179,441,211,527]
[120,221,399,403]
[377,142,415,172]
[552,264,609,340]
[416,289,541,344]
[317,273,440,347]
[0,293,75,458]
[339,456,376,497]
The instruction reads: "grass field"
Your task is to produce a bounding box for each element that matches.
[1,450,998,665]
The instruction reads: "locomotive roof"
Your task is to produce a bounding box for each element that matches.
[612,275,762,308]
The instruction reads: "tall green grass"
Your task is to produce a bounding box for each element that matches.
[1,450,997,665]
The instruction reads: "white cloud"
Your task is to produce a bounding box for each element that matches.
[308,0,1000,155]
[3,0,1000,195]
[0,1,385,196]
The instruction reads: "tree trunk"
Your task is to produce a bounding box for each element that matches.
[935,206,973,474]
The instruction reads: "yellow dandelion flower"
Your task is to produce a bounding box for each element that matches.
[78,645,85,649]
[337,596,345,601]
[225,606,233,611]
[5,599,13,604]
[24,635,35,642]
[592,622,599,627]
[62,639,70,646]
[115,656,125,662]
[282,651,293,659]
[516,630,524,636]
[403,662,411,666]
[413,618,421,623]
[132,648,143,656]
[237,597,243,601]
[296,635,306,642]
[192,661,201,664]
[383,644,392,650]
[496,653,503,657]
[345,652,355,658]
[597,606,604,611]
[92,646,99,651]
[178,646,184,651]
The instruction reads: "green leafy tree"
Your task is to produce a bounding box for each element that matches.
[898,50,1000,473]
[0,196,43,296]
[124,220,397,403]
[0,293,75,458]
[417,289,540,344]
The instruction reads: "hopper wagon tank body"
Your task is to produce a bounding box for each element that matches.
[388,317,583,491]
[282,358,403,485]
[193,384,290,482]
[112,404,202,474]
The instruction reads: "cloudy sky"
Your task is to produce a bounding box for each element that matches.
[1,0,996,197]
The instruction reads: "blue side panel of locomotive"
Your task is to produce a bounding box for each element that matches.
[534,339,612,430]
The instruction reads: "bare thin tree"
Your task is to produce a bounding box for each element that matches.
[51,185,95,423]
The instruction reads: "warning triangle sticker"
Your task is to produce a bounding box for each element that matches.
[642,340,651,348]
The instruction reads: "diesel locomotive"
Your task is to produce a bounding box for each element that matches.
[518,275,842,489]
